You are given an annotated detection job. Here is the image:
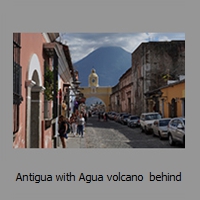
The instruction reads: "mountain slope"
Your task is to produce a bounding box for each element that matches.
[73,46,131,87]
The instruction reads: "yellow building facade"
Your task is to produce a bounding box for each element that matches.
[160,79,185,118]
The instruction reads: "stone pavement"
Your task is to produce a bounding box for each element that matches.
[58,115,182,148]
[66,132,87,148]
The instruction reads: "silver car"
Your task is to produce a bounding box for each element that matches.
[168,117,185,147]
[152,118,171,139]
[140,112,162,134]
[127,115,140,127]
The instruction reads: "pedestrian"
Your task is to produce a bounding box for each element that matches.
[70,113,78,137]
[83,112,87,131]
[61,100,67,117]
[83,112,87,124]
[88,111,91,117]
[98,112,101,121]
[77,113,85,138]
[103,112,105,121]
[105,112,108,121]
[58,115,68,148]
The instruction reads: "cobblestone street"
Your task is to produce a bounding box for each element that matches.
[67,115,183,148]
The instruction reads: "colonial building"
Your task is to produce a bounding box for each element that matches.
[110,83,120,113]
[13,33,76,148]
[43,40,79,147]
[109,40,185,116]
[160,79,185,118]
[118,68,133,114]
[131,40,185,115]
[145,78,185,118]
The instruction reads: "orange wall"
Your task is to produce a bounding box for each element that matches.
[161,81,185,118]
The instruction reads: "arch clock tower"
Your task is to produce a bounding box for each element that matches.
[88,68,99,93]
[80,68,112,112]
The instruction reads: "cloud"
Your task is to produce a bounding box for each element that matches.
[59,32,185,63]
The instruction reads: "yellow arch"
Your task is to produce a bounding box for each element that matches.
[80,86,112,112]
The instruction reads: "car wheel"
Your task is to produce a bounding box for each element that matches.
[152,130,156,137]
[158,132,162,140]
[144,127,148,135]
[141,126,144,132]
[182,136,185,147]
[168,134,174,146]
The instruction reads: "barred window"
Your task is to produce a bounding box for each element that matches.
[13,33,23,135]
[13,62,22,104]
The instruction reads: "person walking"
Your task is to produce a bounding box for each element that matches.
[58,115,68,148]
[83,112,87,131]
[70,113,78,137]
[77,112,85,138]
[105,112,108,121]
[98,112,101,121]
[103,112,106,121]
[83,112,87,123]
[76,111,80,135]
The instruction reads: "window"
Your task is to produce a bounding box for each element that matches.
[13,33,23,135]
[145,114,161,120]
[181,98,185,117]
[159,119,171,126]
[171,119,178,127]
[121,91,125,100]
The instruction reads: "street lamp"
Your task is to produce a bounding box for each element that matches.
[72,80,81,89]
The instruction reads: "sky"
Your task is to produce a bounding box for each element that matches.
[58,32,185,63]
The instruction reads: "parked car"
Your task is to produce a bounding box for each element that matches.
[152,118,171,139]
[127,115,140,128]
[108,112,115,120]
[114,113,120,122]
[168,117,185,146]
[140,112,162,134]
[110,112,117,120]
[121,114,131,125]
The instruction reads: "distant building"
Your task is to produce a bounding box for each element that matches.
[110,83,120,113]
[118,68,133,114]
[131,40,185,115]
[109,40,185,115]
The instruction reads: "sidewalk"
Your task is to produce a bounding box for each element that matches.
[66,132,87,148]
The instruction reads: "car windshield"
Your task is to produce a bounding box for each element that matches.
[131,116,139,120]
[145,114,161,120]
[159,119,171,126]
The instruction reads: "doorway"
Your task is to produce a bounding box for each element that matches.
[30,70,40,148]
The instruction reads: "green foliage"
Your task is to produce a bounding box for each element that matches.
[162,74,171,81]
[44,66,57,100]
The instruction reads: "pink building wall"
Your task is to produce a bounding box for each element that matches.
[13,33,53,148]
